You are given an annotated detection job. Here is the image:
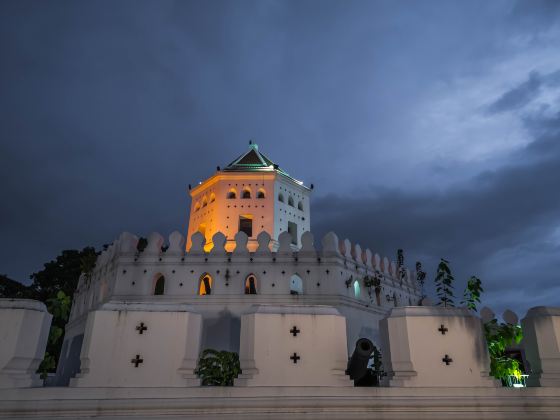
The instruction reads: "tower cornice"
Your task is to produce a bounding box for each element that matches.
[189,170,309,197]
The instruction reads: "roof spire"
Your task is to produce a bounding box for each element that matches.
[248,139,258,150]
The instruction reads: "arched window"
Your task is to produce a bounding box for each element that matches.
[375,288,381,306]
[288,196,294,207]
[297,201,303,211]
[278,193,284,203]
[209,193,216,203]
[353,280,361,298]
[227,189,237,199]
[242,187,251,199]
[257,189,265,199]
[154,274,165,295]
[202,196,208,207]
[244,274,257,295]
[199,273,212,295]
[290,274,303,295]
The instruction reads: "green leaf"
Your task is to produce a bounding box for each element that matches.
[484,318,523,381]
[434,258,456,307]
[195,349,241,386]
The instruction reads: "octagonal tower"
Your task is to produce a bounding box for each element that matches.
[187,143,311,252]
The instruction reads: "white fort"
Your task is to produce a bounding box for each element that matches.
[2,144,560,419]
[54,143,421,385]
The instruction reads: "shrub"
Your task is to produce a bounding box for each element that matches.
[195,349,241,386]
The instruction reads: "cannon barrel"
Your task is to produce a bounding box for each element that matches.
[346,338,374,381]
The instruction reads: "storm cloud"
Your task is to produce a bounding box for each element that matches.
[1,0,559,316]
[314,105,560,314]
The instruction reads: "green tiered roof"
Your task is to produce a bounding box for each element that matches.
[223,142,291,179]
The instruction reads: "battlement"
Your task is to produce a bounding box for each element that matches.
[69,230,421,323]
[92,230,417,280]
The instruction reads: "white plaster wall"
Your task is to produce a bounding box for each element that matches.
[380,306,497,387]
[0,299,52,388]
[236,305,351,386]
[522,306,560,387]
[105,233,418,305]
[71,303,201,387]
[273,176,311,248]
[58,229,422,380]
[107,254,415,356]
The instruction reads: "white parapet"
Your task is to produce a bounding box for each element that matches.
[235,305,352,387]
[70,302,202,387]
[380,306,498,387]
[522,306,560,387]
[0,299,52,389]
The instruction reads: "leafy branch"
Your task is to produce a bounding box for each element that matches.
[461,276,483,311]
[38,290,72,379]
[484,319,523,381]
[415,261,427,301]
[457,276,524,383]
[396,249,406,283]
[435,258,455,307]
[195,349,241,386]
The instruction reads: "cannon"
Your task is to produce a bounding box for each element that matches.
[346,338,375,385]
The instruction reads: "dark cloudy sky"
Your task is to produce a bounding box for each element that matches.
[1,0,559,317]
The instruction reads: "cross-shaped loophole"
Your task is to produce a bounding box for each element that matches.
[290,352,301,364]
[442,354,453,365]
[131,354,144,367]
[290,326,300,337]
[136,322,148,334]
[438,324,448,335]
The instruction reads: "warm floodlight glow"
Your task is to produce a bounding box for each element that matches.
[199,273,213,295]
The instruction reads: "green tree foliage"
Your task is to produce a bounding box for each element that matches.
[458,277,523,383]
[415,261,427,301]
[34,248,98,377]
[136,237,148,253]
[80,253,98,282]
[46,290,72,321]
[1,247,98,378]
[396,249,405,283]
[434,258,455,307]
[363,271,381,291]
[0,274,36,299]
[30,248,97,302]
[484,319,523,382]
[38,290,73,379]
[461,276,484,311]
[195,349,241,386]
[371,346,385,382]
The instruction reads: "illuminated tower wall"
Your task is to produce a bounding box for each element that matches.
[186,143,311,251]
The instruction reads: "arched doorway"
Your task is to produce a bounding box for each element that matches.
[353,279,361,298]
[199,273,213,295]
[153,274,165,295]
[245,274,257,294]
[290,274,303,295]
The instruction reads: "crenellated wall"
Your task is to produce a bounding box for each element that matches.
[56,229,421,385]
[70,229,420,320]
